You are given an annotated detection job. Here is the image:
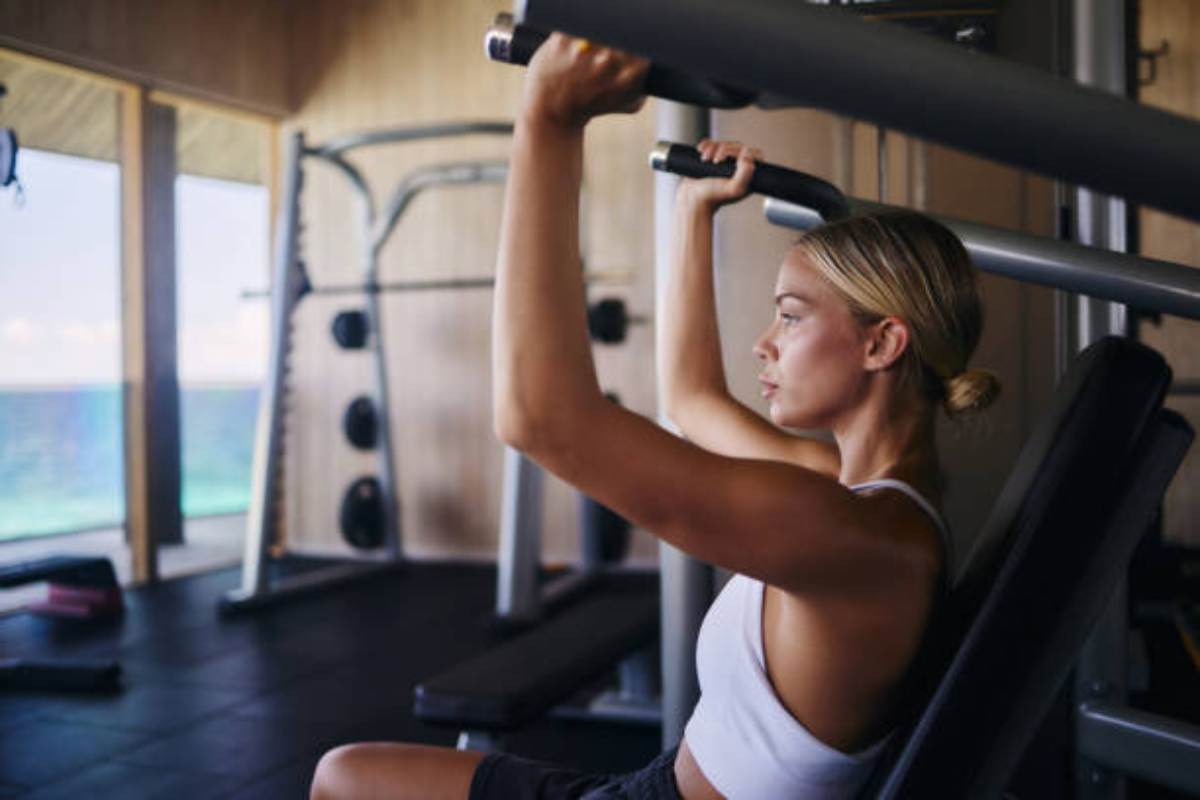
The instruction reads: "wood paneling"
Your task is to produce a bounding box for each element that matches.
[0,50,121,161]
[1137,0,1200,545]
[0,0,290,116]
[284,0,658,565]
[172,101,267,184]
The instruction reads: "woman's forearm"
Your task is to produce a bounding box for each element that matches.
[492,112,605,449]
[658,189,731,422]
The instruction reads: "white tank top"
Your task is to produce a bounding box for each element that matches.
[683,479,952,799]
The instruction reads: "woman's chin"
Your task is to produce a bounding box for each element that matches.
[772,404,822,431]
[770,404,797,428]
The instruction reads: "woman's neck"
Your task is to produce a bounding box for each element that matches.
[834,389,940,496]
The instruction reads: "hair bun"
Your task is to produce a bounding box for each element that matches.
[943,368,1001,416]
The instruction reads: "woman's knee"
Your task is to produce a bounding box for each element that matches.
[310,741,483,800]
[311,743,370,799]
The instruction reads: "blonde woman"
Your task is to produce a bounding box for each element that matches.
[311,34,997,800]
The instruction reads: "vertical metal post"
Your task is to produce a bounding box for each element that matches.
[239,131,304,598]
[1072,0,1131,348]
[1072,2,1131,797]
[366,216,402,560]
[654,99,714,748]
[495,447,544,622]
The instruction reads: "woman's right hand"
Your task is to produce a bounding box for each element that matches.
[678,139,762,211]
[522,34,649,132]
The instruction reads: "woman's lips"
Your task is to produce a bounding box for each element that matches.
[759,378,778,399]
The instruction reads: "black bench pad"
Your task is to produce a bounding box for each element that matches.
[414,581,658,731]
[0,556,119,588]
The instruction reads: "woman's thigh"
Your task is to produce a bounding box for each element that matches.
[311,742,485,800]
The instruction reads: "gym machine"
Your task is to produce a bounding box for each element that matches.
[506,0,1200,225]
[653,144,1200,796]
[221,122,513,614]
[491,0,1200,794]
[648,140,1200,796]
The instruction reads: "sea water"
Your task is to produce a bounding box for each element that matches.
[0,385,258,541]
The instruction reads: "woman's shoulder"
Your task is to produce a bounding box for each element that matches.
[851,481,946,581]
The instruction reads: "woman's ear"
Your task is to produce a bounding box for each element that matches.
[863,316,910,372]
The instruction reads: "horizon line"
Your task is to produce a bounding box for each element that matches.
[0,380,263,392]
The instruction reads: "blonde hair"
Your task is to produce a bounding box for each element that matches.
[793,210,1000,416]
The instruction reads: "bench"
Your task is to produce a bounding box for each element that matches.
[414,577,658,748]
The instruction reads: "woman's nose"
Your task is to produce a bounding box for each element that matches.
[752,326,775,362]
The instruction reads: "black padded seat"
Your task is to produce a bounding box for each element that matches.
[414,580,658,731]
[0,556,120,589]
[860,336,1193,798]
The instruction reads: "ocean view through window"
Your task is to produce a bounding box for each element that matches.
[176,172,269,519]
[0,149,269,542]
[0,148,124,541]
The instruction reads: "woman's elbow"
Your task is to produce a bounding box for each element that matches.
[493,399,532,450]
[659,392,694,436]
[493,403,554,454]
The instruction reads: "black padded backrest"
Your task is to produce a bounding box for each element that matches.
[861,336,1181,799]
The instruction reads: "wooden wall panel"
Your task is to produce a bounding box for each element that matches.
[0,51,122,161]
[1136,0,1200,545]
[284,0,658,564]
[0,0,290,115]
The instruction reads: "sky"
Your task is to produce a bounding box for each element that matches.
[0,148,270,386]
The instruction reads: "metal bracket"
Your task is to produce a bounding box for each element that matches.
[1138,40,1170,88]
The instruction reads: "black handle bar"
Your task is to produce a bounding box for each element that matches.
[648,141,851,221]
[484,13,756,110]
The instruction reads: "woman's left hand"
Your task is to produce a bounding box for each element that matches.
[521,34,650,131]
[678,139,762,211]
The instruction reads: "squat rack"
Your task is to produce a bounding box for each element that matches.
[222,121,512,614]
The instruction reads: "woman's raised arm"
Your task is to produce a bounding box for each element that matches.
[491,38,913,594]
[659,142,839,476]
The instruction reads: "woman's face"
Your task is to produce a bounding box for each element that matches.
[753,250,871,430]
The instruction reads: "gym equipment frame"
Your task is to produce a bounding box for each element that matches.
[513,0,1200,225]
[501,0,1199,792]
[222,121,512,614]
[657,154,1200,798]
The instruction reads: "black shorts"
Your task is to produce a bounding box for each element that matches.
[468,746,681,800]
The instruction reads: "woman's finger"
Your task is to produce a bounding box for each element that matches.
[718,146,756,195]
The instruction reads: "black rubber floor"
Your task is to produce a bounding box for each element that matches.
[0,560,661,799]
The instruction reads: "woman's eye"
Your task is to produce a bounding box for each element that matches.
[778,312,800,326]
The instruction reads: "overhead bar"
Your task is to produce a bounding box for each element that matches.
[647,141,1200,322]
[765,197,1200,323]
[516,0,1200,223]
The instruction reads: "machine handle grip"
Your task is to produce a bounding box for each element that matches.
[649,142,851,221]
[485,14,756,110]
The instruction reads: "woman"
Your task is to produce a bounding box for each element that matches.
[311,34,998,800]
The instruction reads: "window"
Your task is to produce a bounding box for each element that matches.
[175,175,270,519]
[0,52,123,542]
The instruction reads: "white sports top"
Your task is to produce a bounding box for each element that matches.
[683,479,952,800]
